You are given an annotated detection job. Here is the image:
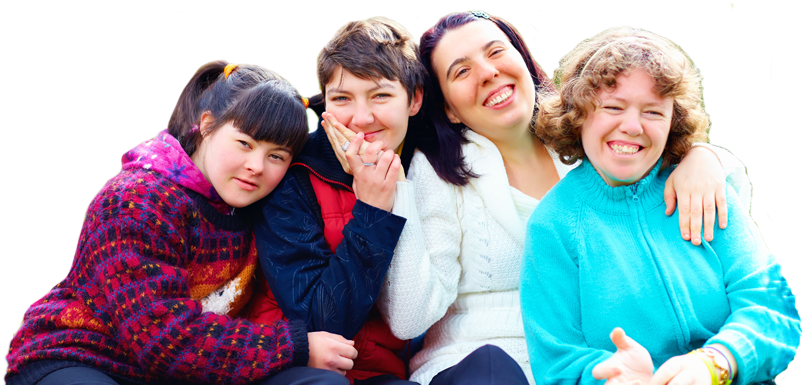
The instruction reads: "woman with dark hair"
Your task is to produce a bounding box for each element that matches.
[377,11,750,385]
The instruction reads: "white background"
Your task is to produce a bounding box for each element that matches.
[1,0,806,382]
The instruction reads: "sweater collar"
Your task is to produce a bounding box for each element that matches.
[121,130,226,205]
[292,127,354,191]
[462,130,572,245]
[571,157,669,212]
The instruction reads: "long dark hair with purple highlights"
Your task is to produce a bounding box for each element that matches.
[414,11,554,186]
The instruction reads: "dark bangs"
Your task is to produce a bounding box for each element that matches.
[216,80,309,155]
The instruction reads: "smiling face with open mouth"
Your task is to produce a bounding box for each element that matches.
[431,20,536,142]
[193,122,292,208]
[582,69,674,187]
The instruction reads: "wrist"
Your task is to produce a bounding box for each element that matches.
[689,143,723,167]
[689,348,732,385]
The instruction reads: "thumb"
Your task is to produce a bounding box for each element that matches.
[610,327,638,351]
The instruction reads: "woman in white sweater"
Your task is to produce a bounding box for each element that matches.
[377,11,748,385]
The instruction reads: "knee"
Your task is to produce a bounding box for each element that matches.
[468,344,511,364]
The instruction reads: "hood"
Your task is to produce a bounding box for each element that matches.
[122,129,222,202]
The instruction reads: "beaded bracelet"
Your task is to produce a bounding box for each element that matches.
[704,346,733,382]
[689,350,719,385]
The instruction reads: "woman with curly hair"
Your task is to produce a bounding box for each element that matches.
[521,27,800,385]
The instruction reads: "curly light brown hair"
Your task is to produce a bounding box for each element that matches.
[536,27,709,168]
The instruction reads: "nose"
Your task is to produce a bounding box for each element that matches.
[351,101,374,128]
[478,61,499,86]
[245,153,264,176]
[619,112,643,136]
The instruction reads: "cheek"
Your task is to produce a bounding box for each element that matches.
[326,105,356,131]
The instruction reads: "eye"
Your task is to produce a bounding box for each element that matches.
[269,153,286,162]
[373,93,392,100]
[330,96,349,102]
[238,140,252,149]
[489,48,505,57]
[454,68,470,79]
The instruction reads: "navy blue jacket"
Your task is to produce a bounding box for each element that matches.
[252,127,407,339]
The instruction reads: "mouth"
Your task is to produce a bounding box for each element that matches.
[362,129,384,142]
[484,85,514,107]
[234,177,258,191]
[608,141,643,155]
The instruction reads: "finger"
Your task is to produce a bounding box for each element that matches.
[322,333,350,343]
[327,113,357,141]
[610,327,631,350]
[678,197,692,242]
[716,188,728,229]
[384,154,402,184]
[689,194,703,246]
[702,193,716,242]
[339,345,359,360]
[664,177,677,216]
[322,115,348,152]
[335,355,355,371]
[344,133,365,170]
[362,141,385,164]
[648,359,680,385]
[592,362,622,380]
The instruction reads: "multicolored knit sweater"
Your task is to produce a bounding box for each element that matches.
[5,130,308,385]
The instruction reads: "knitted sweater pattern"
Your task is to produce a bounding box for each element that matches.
[380,130,571,385]
[520,159,800,385]
[6,131,307,385]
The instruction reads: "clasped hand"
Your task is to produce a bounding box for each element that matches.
[322,112,404,212]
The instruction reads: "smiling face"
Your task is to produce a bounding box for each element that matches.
[192,122,292,207]
[582,69,674,187]
[431,20,535,142]
[324,68,422,150]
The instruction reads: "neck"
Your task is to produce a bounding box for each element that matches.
[488,126,541,167]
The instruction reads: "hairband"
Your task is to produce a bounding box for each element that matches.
[302,97,309,108]
[470,11,490,19]
[224,63,239,79]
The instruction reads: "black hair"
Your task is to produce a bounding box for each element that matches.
[416,12,554,186]
[167,61,308,156]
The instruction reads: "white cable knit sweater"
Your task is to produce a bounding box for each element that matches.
[379,130,751,385]
[380,131,571,384]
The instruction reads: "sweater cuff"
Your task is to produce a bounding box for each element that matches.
[287,319,309,367]
[350,200,407,253]
[707,329,757,385]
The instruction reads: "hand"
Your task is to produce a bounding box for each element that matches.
[664,146,727,245]
[345,132,401,212]
[592,328,653,385]
[322,112,370,175]
[307,331,358,375]
[649,353,713,385]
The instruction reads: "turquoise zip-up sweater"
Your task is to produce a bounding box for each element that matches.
[520,159,800,385]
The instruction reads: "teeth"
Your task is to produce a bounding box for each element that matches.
[610,144,640,155]
[485,87,513,106]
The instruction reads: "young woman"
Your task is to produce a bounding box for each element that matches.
[521,27,799,385]
[378,12,750,385]
[5,62,355,385]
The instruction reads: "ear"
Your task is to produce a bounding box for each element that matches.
[408,89,424,116]
[445,104,462,124]
[199,111,215,136]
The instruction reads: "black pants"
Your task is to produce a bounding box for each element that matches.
[36,366,350,385]
[429,345,530,385]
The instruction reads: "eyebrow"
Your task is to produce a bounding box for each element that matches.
[326,82,395,95]
[445,40,504,80]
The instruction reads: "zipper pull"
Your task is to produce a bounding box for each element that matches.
[630,185,640,202]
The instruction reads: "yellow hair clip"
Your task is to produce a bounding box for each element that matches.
[302,97,309,108]
[224,64,239,79]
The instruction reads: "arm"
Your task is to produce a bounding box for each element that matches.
[701,187,799,384]
[664,144,752,245]
[79,190,308,383]
[521,205,617,385]
[377,151,463,340]
[254,171,406,339]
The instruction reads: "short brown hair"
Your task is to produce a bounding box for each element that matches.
[317,17,427,102]
[536,27,709,168]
